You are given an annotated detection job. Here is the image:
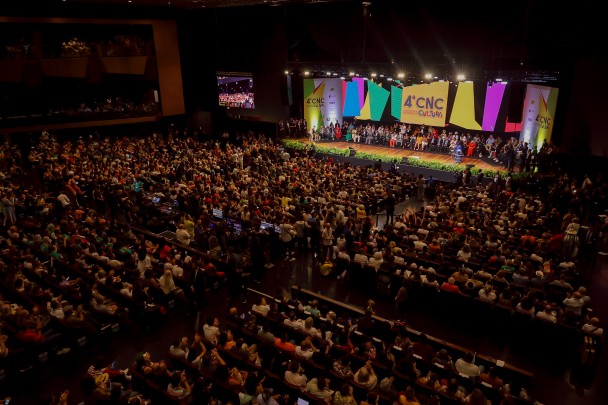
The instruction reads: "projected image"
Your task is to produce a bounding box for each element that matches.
[217,73,255,109]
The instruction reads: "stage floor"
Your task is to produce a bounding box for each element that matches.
[295,138,507,173]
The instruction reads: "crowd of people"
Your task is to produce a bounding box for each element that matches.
[307,120,558,173]
[1,33,151,60]
[278,119,308,139]
[0,123,605,403]
[139,291,542,405]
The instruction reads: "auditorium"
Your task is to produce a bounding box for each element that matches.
[0,1,606,405]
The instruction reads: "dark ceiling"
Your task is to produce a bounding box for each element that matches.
[2,0,600,82]
[24,0,349,9]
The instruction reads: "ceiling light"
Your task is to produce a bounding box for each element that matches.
[495,78,503,82]
[326,71,332,76]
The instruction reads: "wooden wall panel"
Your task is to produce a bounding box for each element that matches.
[152,20,185,116]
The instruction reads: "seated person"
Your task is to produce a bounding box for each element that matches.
[333,354,354,378]
[353,361,378,390]
[199,348,226,376]
[298,316,321,338]
[284,360,307,389]
[274,331,296,353]
[283,310,304,329]
[251,297,270,317]
[169,336,190,359]
[438,377,467,400]
[305,376,333,400]
[440,277,460,293]
[454,352,483,377]
[295,336,317,360]
[479,366,504,388]
[203,316,221,345]
[303,299,321,317]
[167,371,192,401]
[582,317,603,336]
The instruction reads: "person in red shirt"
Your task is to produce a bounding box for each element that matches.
[16,320,45,344]
[520,230,536,248]
[440,277,461,293]
[467,140,477,156]
[275,331,296,353]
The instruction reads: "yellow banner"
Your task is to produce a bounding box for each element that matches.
[400,81,449,126]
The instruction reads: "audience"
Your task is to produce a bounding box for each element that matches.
[0,124,605,405]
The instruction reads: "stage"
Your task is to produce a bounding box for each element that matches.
[294,138,508,173]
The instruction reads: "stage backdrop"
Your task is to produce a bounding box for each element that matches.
[304,77,533,134]
[303,78,344,131]
[520,84,559,150]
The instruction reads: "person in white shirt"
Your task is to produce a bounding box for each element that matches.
[478,285,497,302]
[298,317,321,338]
[582,317,603,336]
[47,301,65,319]
[252,297,271,317]
[203,316,221,345]
[455,352,483,377]
[295,337,316,360]
[285,360,307,388]
[368,251,384,271]
[175,224,191,246]
[57,193,71,207]
[284,310,304,329]
[353,253,369,266]
[534,305,557,324]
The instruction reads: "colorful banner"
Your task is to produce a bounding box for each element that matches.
[481,82,507,132]
[304,77,550,134]
[520,84,559,150]
[303,78,343,131]
[449,81,482,130]
[400,81,449,126]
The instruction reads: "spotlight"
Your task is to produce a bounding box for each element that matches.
[457,74,465,81]
[332,72,338,76]
[326,71,332,76]
[349,71,355,76]
[495,78,503,82]
[371,73,377,78]
[397,73,405,79]
[304,70,310,76]
[424,73,432,80]
[284,70,290,75]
